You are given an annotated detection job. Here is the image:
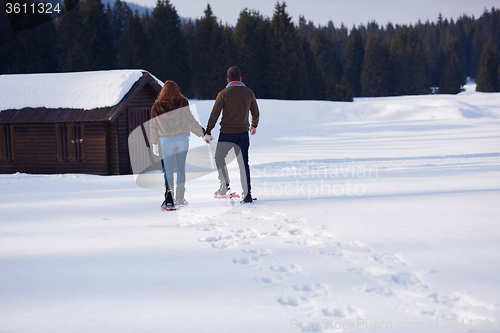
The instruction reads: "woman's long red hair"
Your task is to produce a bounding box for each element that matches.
[152,80,187,117]
[159,80,186,104]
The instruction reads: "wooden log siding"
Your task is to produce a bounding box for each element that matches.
[106,121,118,175]
[0,72,162,175]
[83,122,108,174]
[116,84,158,175]
[1,124,14,162]
[0,122,107,175]
[117,110,130,175]
[12,124,57,173]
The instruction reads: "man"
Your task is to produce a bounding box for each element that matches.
[204,66,260,203]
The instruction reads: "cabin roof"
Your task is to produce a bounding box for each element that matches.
[0,70,162,123]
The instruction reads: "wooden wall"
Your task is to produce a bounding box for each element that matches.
[114,83,157,175]
[106,111,131,175]
[0,123,108,175]
[84,122,108,174]
[128,83,158,109]
[0,81,159,175]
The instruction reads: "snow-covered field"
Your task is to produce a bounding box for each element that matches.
[1,82,500,332]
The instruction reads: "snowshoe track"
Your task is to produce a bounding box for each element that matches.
[196,203,498,323]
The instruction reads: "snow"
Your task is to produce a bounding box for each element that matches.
[1,81,500,332]
[0,70,149,111]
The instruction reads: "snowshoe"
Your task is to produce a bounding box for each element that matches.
[161,200,176,211]
[214,191,240,200]
[240,193,256,204]
[162,185,176,211]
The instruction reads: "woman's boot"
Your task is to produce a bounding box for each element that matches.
[175,187,187,206]
[161,181,176,211]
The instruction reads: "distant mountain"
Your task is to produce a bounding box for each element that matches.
[102,0,151,16]
[102,0,192,22]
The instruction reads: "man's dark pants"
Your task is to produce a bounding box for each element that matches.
[215,132,251,196]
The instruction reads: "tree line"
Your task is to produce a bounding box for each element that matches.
[1,0,500,100]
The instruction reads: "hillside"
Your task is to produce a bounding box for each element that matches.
[1,83,499,332]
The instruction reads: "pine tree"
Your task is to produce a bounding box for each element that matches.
[109,0,132,59]
[326,21,348,63]
[190,4,234,99]
[190,4,216,98]
[476,40,500,92]
[269,2,298,99]
[297,15,316,42]
[23,19,58,73]
[267,2,321,100]
[80,0,116,69]
[0,6,16,73]
[342,27,364,97]
[455,14,474,79]
[313,28,349,100]
[4,0,499,99]
[295,33,322,100]
[439,37,467,94]
[57,0,115,71]
[213,23,236,91]
[498,63,500,90]
[407,29,431,95]
[391,26,431,95]
[421,21,441,87]
[361,29,392,97]
[470,9,500,79]
[117,10,149,70]
[233,9,272,98]
[57,0,89,71]
[1,0,57,74]
[390,25,409,95]
[148,0,190,93]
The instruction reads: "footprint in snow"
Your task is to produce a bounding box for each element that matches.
[277,283,359,319]
[269,264,301,274]
[233,256,260,266]
[198,235,236,249]
[255,275,285,285]
[322,304,360,319]
[373,252,407,266]
[283,217,307,224]
[211,240,234,249]
[244,248,271,256]
[293,283,329,297]
[198,235,221,242]
[277,295,309,307]
[391,272,424,287]
[361,285,395,297]
[427,291,498,320]
[232,228,261,241]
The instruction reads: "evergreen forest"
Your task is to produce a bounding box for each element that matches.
[1,0,500,100]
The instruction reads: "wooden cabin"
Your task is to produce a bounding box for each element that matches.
[0,70,162,175]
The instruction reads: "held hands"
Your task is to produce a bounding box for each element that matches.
[152,143,159,156]
[203,134,214,143]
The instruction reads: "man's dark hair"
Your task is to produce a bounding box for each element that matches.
[227,66,241,82]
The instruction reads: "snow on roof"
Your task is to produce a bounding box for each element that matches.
[0,70,151,112]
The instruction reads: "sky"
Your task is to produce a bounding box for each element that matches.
[129,0,498,28]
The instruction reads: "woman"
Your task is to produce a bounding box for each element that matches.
[150,81,205,211]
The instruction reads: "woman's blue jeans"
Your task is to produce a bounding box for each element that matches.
[160,138,189,190]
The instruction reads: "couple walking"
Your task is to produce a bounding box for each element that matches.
[150,66,260,211]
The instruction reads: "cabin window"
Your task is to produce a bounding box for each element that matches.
[56,123,85,161]
[1,124,14,162]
